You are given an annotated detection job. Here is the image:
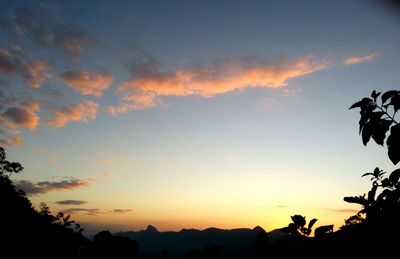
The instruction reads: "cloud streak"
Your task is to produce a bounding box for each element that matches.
[342,53,378,65]
[15,177,93,195]
[61,208,133,216]
[112,209,133,213]
[60,70,113,96]
[109,55,329,113]
[62,208,101,216]
[55,200,87,205]
[323,208,359,214]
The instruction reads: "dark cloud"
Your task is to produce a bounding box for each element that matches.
[0,101,40,145]
[55,200,87,205]
[3,4,90,53]
[0,48,52,88]
[15,177,93,195]
[0,49,23,73]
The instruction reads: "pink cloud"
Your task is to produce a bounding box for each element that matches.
[46,100,98,128]
[24,60,52,88]
[60,70,113,96]
[0,49,52,88]
[342,53,378,65]
[109,55,329,113]
[0,126,22,146]
[0,101,40,132]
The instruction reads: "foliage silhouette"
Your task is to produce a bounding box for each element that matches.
[349,90,400,164]
[280,215,318,236]
[0,147,23,177]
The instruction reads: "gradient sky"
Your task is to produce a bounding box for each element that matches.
[1,0,399,234]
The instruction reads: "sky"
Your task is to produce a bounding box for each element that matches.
[1,0,400,234]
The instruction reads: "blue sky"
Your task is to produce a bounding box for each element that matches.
[0,0,399,233]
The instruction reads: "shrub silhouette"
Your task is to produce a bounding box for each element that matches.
[335,89,400,255]
[346,90,400,225]
[280,215,317,236]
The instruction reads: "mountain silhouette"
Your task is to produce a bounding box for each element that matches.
[116,225,266,258]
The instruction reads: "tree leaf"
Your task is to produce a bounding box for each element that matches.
[373,167,380,177]
[361,172,373,177]
[387,124,400,165]
[368,185,377,203]
[371,119,392,146]
[308,218,318,230]
[381,90,399,104]
[349,100,364,110]
[371,90,381,102]
[389,94,400,113]
[377,189,392,202]
[389,169,400,183]
[291,215,306,227]
[381,178,391,188]
[361,122,373,146]
[344,195,367,205]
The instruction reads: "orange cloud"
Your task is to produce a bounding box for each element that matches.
[342,53,378,65]
[60,70,113,96]
[110,56,329,113]
[46,100,98,128]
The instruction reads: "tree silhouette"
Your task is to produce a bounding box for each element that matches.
[0,146,92,257]
[0,147,23,177]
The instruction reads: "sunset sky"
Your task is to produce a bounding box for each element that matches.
[1,0,399,234]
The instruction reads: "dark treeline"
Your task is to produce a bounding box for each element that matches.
[0,90,399,258]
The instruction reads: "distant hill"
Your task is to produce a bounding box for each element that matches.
[116,225,267,258]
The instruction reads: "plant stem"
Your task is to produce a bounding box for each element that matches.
[376,102,399,125]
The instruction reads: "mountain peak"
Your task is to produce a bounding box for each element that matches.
[145,225,158,233]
